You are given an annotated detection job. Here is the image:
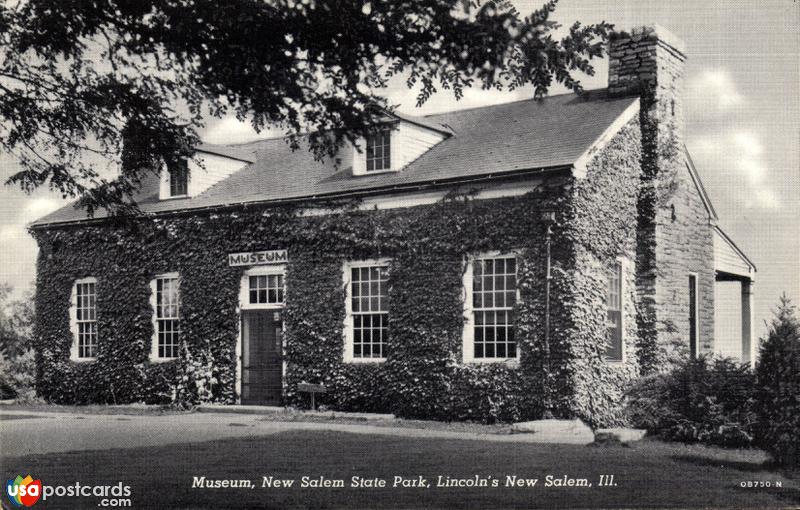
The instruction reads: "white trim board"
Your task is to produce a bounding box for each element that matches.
[298,178,547,217]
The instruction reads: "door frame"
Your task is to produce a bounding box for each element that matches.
[236,264,286,404]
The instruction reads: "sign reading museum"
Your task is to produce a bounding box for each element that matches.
[228,250,288,267]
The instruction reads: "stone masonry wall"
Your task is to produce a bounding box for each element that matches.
[655,162,715,361]
[608,25,714,371]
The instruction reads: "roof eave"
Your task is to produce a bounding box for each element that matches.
[28,165,572,230]
[195,147,256,164]
[387,111,454,137]
[683,147,719,222]
[714,224,757,273]
[571,97,640,179]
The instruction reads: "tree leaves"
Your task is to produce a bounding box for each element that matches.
[2,0,612,214]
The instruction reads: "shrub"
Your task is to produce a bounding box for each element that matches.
[754,295,800,466]
[0,353,16,399]
[626,356,756,447]
[0,348,37,401]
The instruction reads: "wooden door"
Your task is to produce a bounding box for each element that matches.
[241,310,283,405]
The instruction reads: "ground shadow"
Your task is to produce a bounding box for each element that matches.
[672,453,776,473]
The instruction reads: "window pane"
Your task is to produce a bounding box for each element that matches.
[605,262,623,361]
[75,280,98,358]
[155,276,180,358]
[365,130,391,172]
[497,343,507,358]
[350,264,389,358]
[472,256,517,359]
[169,161,189,196]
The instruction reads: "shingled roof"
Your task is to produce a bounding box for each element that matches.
[32,89,638,227]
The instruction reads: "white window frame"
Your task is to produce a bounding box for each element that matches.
[238,265,287,311]
[342,259,391,363]
[69,277,98,362]
[462,251,521,364]
[605,258,627,364]
[159,164,190,200]
[149,272,181,362]
[352,124,399,176]
[365,129,392,172]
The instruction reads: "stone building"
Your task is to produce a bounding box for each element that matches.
[30,25,754,425]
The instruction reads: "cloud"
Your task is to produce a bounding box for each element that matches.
[688,69,744,113]
[731,132,763,157]
[420,86,531,114]
[21,197,61,224]
[201,117,282,145]
[0,194,63,295]
[747,188,780,210]
[692,129,779,209]
[0,225,17,244]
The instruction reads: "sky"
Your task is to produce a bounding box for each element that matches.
[0,0,798,338]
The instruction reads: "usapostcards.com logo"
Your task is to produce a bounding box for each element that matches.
[6,475,41,507]
[6,475,132,507]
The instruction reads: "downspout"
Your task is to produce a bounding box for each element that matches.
[541,211,556,418]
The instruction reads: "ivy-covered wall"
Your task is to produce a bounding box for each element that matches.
[31,121,644,427]
[608,27,716,371]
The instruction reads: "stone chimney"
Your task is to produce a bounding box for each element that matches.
[608,26,691,373]
[608,25,686,143]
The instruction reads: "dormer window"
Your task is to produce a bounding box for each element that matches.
[366,129,391,172]
[351,118,446,176]
[169,161,189,197]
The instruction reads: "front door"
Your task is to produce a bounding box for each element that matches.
[241,309,283,405]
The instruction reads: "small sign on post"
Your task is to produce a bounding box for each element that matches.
[297,382,327,410]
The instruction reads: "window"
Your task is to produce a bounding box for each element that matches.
[605,262,623,361]
[689,274,698,358]
[151,274,180,360]
[365,130,391,172]
[239,267,286,311]
[249,274,284,305]
[169,160,189,197]
[70,277,97,360]
[344,261,389,361]
[465,254,518,362]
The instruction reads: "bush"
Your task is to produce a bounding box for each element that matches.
[0,348,37,401]
[755,295,800,466]
[626,356,756,447]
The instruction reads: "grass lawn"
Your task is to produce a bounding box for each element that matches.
[3,431,798,510]
[2,403,514,433]
[0,413,43,420]
[0,402,186,416]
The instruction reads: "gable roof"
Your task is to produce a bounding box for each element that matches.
[32,89,638,227]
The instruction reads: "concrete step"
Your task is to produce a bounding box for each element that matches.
[510,419,595,445]
[594,427,648,444]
